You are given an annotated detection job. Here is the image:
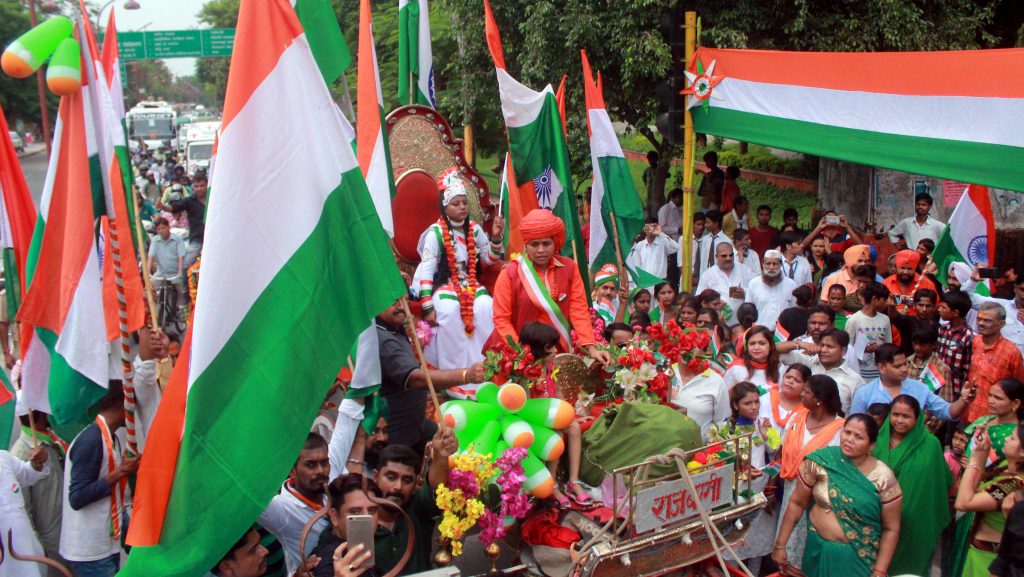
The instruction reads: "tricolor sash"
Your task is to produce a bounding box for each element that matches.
[517,256,572,351]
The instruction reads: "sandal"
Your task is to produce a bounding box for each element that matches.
[569,480,593,506]
[551,488,572,509]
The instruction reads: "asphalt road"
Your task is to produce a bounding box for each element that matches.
[18,145,48,208]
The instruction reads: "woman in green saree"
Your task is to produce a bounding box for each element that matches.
[873,394,952,576]
[945,377,1024,577]
[954,422,1024,577]
[772,414,902,577]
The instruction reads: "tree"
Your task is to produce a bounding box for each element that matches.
[0,1,59,131]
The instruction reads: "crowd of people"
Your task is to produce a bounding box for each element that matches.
[2,148,1024,577]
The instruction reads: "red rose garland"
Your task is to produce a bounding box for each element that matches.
[440,217,478,335]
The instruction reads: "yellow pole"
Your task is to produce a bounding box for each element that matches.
[679,10,698,293]
[464,125,475,168]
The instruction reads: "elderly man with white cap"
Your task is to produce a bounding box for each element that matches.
[3,391,54,577]
[10,391,68,577]
[746,250,799,329]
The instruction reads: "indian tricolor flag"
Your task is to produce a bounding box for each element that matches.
[920,361,948,393]
[17,85,110,427]
[121,0,405,573]
[688,48,1024,192]
[773,322,791,344]
[582,50,644,276]
[932,184,996,289]
[0,104,37,447]
[484,0,583,265]
[357,0,396,237]
[398,0,435,106]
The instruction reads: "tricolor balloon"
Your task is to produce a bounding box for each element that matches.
[441,382,576,499]
[2,15,81,96]
[46,38,81,95]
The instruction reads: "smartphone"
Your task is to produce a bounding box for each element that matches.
[978,267,999,279]
[346,515,375,569]
[825,215,840,225]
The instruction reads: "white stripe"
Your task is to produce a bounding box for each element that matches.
[350,325,381,390]
[54,238,110,387]
[0,183,12,250]
[517,258,571,347]
[586,108,623,268]
[715,78,1024,148]
[496,68,554,128]
[587,109,624,159]
[22,331,52,413]
[37,114,63,219]
[366,127,394,236]
[415,0,434,106]
[45,64,81,80]
[190,35,360,385]
[947,188,987,263]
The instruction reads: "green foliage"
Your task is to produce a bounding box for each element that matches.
[0,2,59,129]
[713,151,817,180]
[690,172,817,229]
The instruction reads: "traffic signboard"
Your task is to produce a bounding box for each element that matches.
[101,29,235,60]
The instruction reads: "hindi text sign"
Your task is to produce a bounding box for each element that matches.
[634,464,734,534]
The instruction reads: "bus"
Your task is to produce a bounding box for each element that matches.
[126,101,177,151]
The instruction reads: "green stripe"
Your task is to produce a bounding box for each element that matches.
[4,248,21,319]
[35,327,106,435]
[295,0,350,84]
[378,106,397,201]
[114,143,141,254]
[592,156,644,275]
[88,154,106,219]
[519,256,572,333]
[120,168,405,577]
[693,107,1024,193]
[931,226,965,287]
[0,368,14,449]
[397,3,416,104]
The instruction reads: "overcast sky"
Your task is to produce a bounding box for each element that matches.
[111,0,211,77]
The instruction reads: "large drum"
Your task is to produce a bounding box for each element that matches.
[386,105,500,289]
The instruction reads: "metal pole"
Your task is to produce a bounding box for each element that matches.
[679,11,697,293]
[28,0,52,156]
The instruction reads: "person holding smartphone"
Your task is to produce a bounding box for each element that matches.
[311,475,381,577]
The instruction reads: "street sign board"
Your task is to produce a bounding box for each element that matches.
[101,29,235,60]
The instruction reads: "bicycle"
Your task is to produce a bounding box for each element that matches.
[152,275,188,337]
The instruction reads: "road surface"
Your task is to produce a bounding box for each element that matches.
[18,145,48,208]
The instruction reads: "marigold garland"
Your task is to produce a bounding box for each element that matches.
[439,217,478,335]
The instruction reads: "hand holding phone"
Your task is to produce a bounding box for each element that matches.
[346,515,375,570]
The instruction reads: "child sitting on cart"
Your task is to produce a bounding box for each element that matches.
[519,321,592,508]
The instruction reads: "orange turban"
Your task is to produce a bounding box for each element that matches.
[520,209,566,251]
[895,249,921,270]
[843,244,871,268]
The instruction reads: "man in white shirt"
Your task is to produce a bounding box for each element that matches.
[696,242,750,324]
[887,193,946,250]
[658,188,684,241]
[777,230,813,287]
[258,433,331,574]
[696,210,733,280]
[746,250,797,329]
[626,218,679,287]
[681,212,708,286]
[779,326,865,415]
[732,228,762,279]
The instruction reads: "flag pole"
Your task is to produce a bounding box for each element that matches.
[399,296,443,418]
[130,188,160,324]
[679,10,698,293]
[609,211,627,292]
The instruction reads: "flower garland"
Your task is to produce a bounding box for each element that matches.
[439,217,478,335]
[479,447,532,547]
[436,449,496,556]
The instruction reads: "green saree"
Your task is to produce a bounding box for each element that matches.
[874,415,953,576]
[802,447,883,577]
[944,416,1018,577]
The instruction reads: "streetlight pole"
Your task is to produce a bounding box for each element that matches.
[27,0,52,155]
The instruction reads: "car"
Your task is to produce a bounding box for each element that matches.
[9,131,24,152]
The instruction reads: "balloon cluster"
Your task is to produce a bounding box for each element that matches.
[2,16,81,95]
[441,382,575,499]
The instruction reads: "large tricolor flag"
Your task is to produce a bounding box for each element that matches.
[932,184,996,288]
[582,50,644,277]
[17,76,110,427]
[120,0,405,574]
[0,105,37,447]
[687,48,1024,192]
[484,0,583,267]
[397,0,435,106]
[357,0,396,237]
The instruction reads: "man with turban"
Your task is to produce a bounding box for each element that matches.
[821,244,873,307]
[883,250,938,316]
[491,209,612,365]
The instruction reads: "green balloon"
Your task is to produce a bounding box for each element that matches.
[46,37,81,95]
[2,16,73,78]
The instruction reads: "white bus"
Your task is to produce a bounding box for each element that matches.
[126,101,177,151]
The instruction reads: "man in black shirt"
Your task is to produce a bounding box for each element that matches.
[375,300,486,453]
[158,173,208,270]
